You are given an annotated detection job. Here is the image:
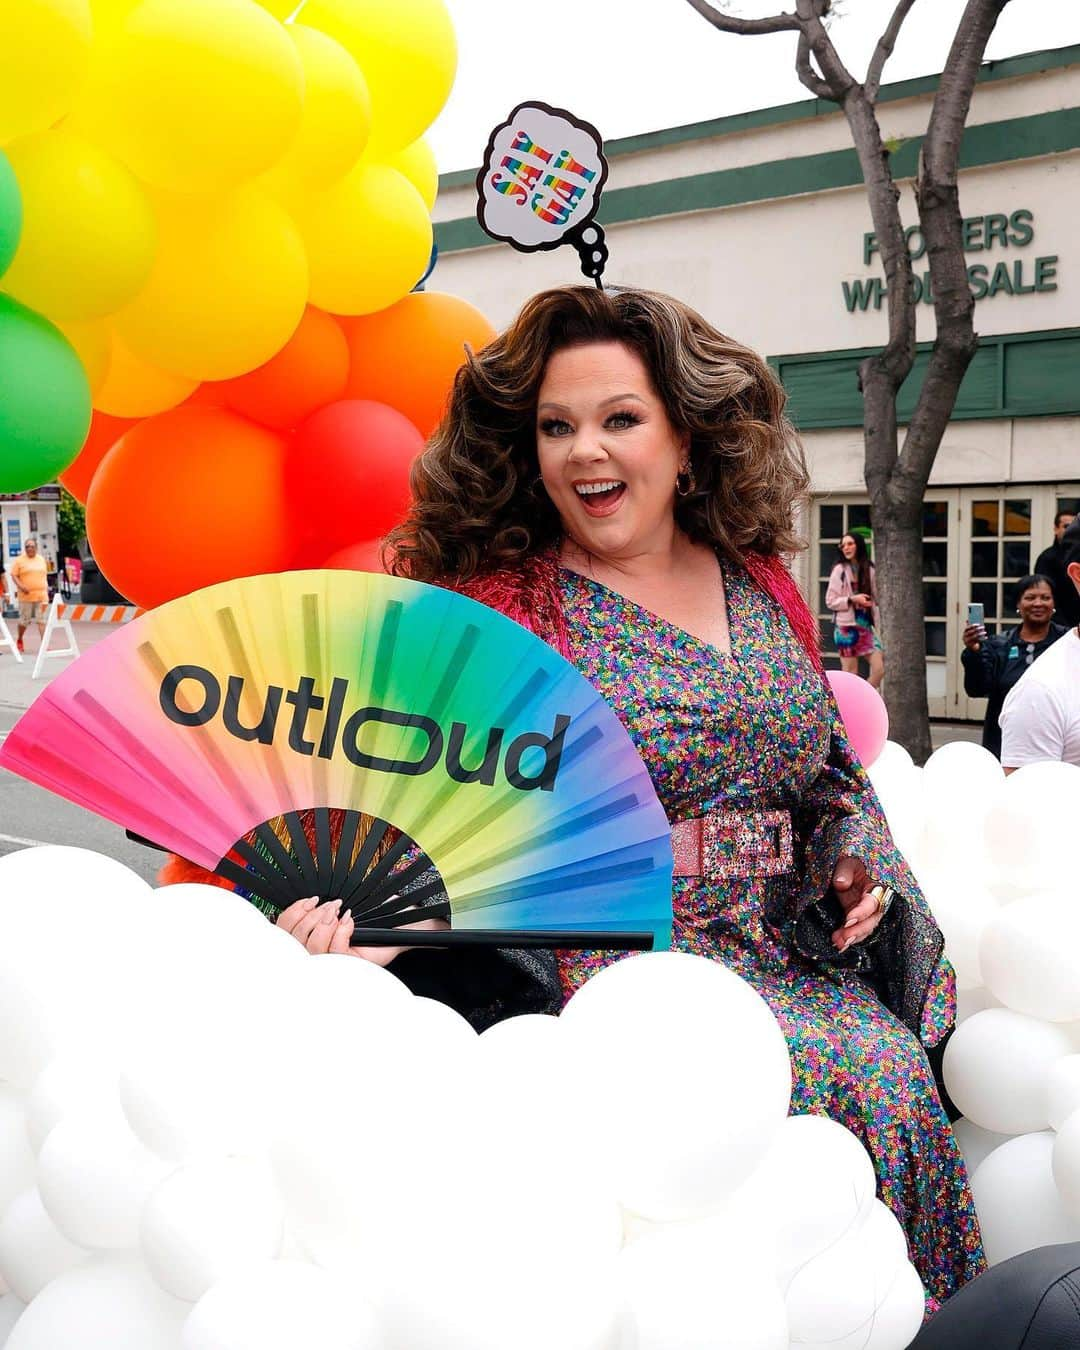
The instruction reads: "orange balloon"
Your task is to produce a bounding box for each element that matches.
[86,405,291,609]
[215,306,349,430]
[321,537,390,573]
[59,410,139,504]
[341,291,495,438]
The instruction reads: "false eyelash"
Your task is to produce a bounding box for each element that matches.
[537,411,643,435]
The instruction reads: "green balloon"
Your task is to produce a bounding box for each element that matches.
[0,295,91,494]
[0,149,21,279]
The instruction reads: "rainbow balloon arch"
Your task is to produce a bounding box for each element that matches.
[0,0,494,612]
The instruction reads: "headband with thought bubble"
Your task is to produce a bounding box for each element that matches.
[476,101,609,287]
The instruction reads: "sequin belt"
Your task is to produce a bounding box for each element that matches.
[671,808,794,880]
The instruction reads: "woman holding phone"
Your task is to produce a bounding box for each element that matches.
[961,574,1066,759]
[826,533,884,688]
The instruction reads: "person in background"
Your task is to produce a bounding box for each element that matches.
[1000,520,1080,770]
[826,532,884,689]
[1034,509,1079,629]
[961,575,1066,760]
[9,536,49,655]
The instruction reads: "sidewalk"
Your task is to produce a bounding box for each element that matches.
[0,623,118,718]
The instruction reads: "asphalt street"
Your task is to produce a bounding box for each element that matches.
[0,624,162,885]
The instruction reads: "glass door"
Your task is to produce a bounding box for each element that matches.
[955,491,1033,722]
[811,492,958,717]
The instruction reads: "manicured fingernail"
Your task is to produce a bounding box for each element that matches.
[320,903,338,924]
[302,897,317,911]
[844,915,858,928]
[842,937,855,951]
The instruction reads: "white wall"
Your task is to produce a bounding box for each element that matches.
[434,151,1079,356]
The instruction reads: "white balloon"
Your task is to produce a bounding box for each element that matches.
[1052,1107,1080,1219]
[980,890,1080,1021]
[0,1296,25,1343]
[862,1259,927,1350]
[560,953,791,1222]
[618,1220,788,1349]
[921,743,1003,885]
[943,1009,1073,1134]
[916,870,997,991]
[5,1255,186,1350]
[25,1055,121,1154]
[141,1157,285,1303]
[1047,1055,1080,1132]
[953,1118,1013,1176]
[955,986,1001,1024]
[182,1260,380,1350]
[378,1243,621,1350]
[0,1188,87,1305]
[0,1089,34,1217]
[984,761,1080,892]
[783,1220,909,1348]
[0,851,150,1089]
[867,748,922,860]
[726,1114,876,1289]
[118,942,304,1164]
[37,1104,171,1250]
[874,740,915,774]
[972,1132,1080,1265]
[0,846,152,913]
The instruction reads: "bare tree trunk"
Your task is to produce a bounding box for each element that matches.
[878,0,1011,758]
[682,0,1012,761]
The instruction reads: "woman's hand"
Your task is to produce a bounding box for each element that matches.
[851,593,873,609]
[962,622,986,651]
[829,855,888,952]
[275,897,449,967]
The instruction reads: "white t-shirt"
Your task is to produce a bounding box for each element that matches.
[1000,628,1080,768]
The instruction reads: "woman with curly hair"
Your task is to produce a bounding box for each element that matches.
[235,285,982,1299]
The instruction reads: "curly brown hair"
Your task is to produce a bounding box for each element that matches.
[388,285,808,583]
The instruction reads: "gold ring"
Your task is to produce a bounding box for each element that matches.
[868,884,894,916]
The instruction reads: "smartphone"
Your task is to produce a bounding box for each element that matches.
[967,602,985,628]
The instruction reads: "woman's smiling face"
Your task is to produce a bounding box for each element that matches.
[535,341,689,561]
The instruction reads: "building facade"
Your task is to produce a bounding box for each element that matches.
[431,43,1080,721]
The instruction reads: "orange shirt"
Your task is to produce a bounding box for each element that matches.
[10,553,48,603]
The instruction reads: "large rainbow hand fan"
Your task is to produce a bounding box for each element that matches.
[0,571,673,950]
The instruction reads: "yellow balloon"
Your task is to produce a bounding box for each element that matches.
[79,0,303,192]
[56,318,109,395]
[300,0,457,156]
[264,25,371,190]
[114,186,308,382]
[3,129,156,321]
[253,0,298,16]
[294,162,432,316]
[87,0,139,35]
[384,138,438,211]
[95,327,196,417]
[0,0,92,144]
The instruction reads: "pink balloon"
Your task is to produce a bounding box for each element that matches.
[826,670,889,767]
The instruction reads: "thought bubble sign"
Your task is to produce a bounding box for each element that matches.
[476,101,609,283]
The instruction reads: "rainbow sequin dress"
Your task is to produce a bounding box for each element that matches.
[554,559,985,1304]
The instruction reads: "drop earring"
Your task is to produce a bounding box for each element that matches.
[675,464,696,497]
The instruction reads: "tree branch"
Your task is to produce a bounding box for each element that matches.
[796,30,835,101]
[795,0,858,100]
[920,0,1011,183]
[681,0,800,35]
[899,0,1012,486]
[865,0,919,103]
